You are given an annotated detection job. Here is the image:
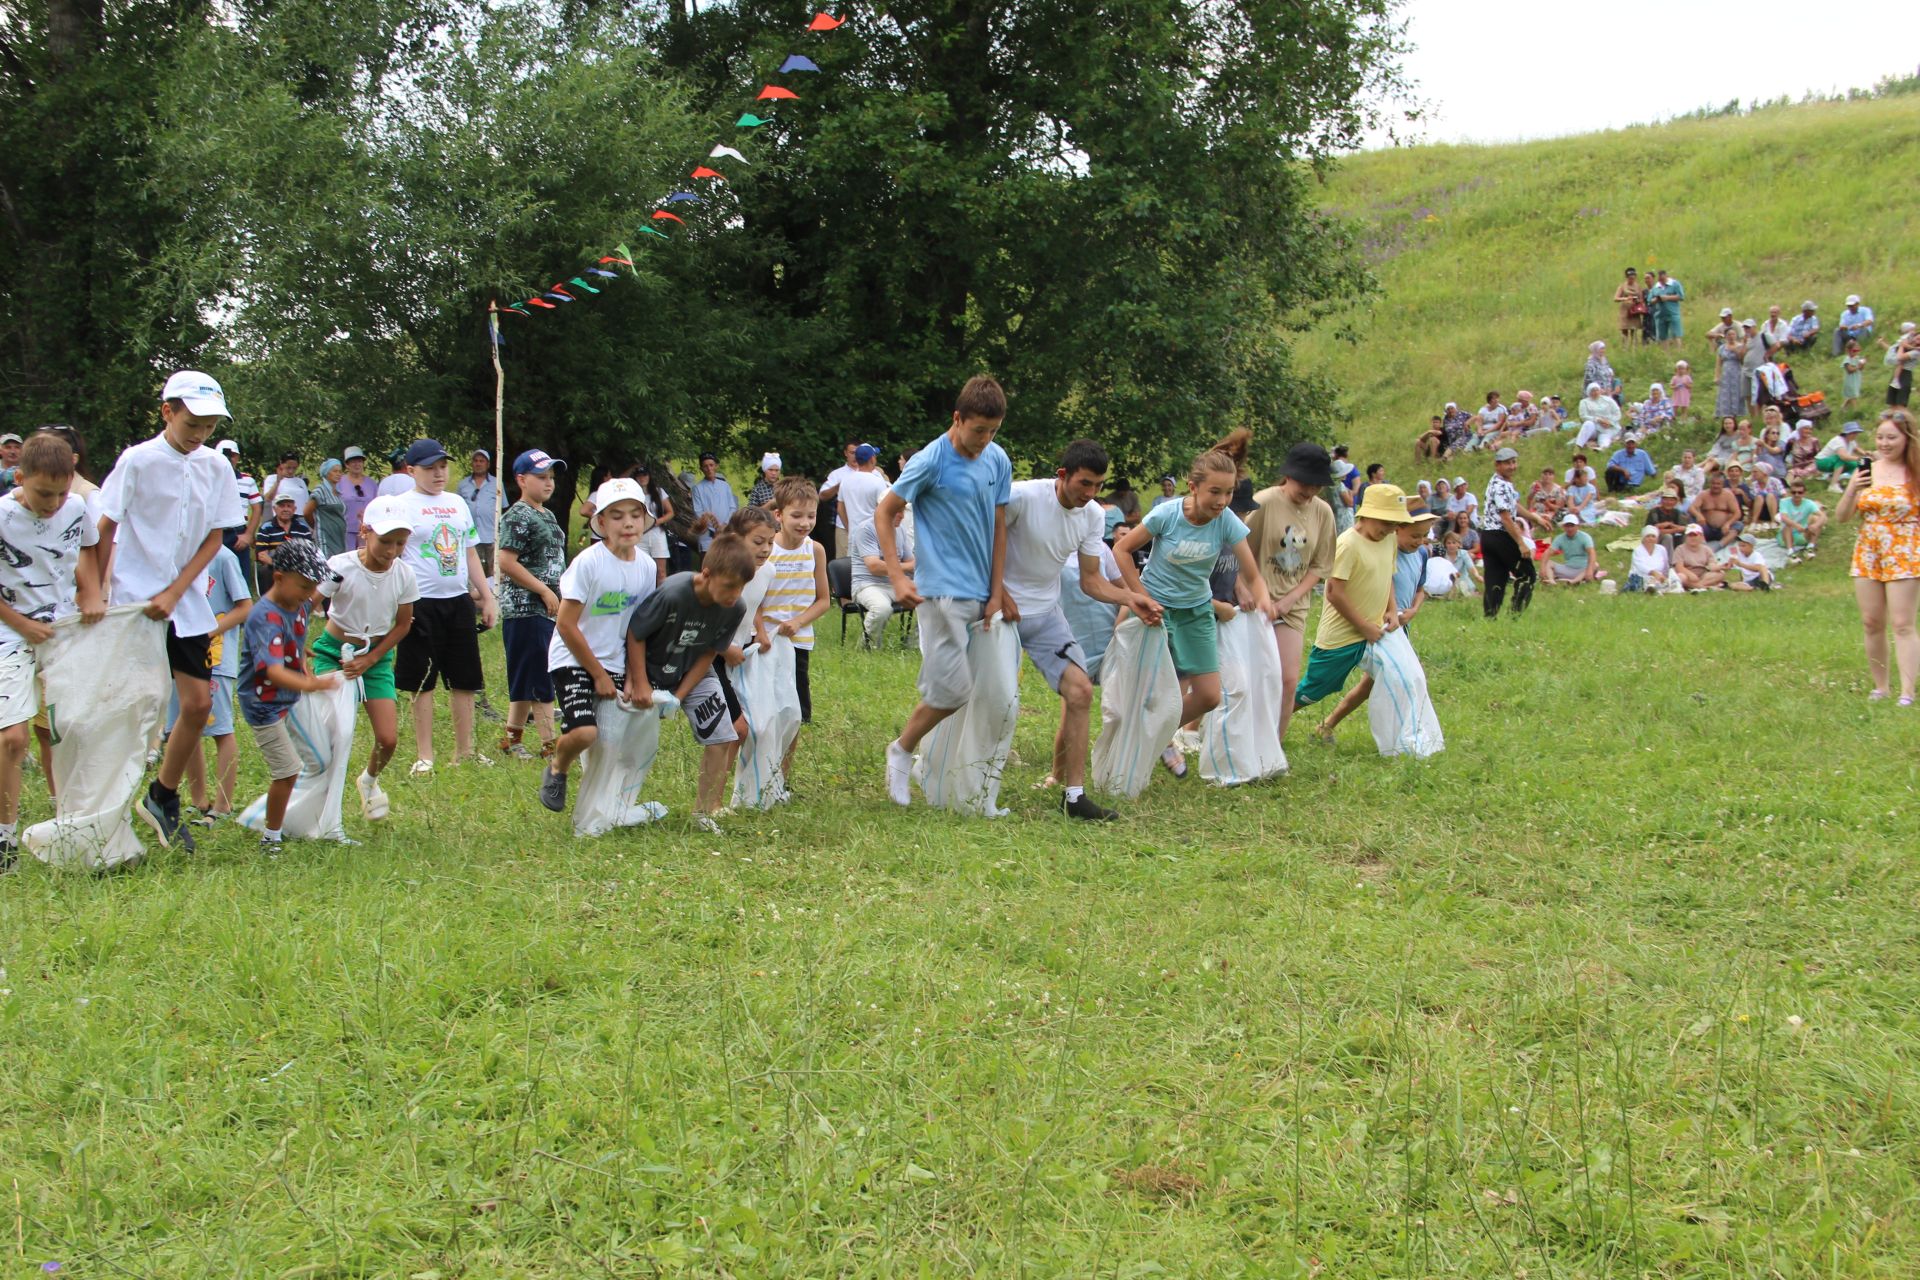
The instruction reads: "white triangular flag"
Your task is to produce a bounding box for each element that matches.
[708,145,749,164]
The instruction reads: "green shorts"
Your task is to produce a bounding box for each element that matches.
[1162,602,1219,677]
[1293,640,1368,709]
[311,628,396,702]
[1815,454,1858,475]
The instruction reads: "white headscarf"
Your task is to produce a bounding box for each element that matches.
[1589,340,1607,354]
[1586,382,1602,396]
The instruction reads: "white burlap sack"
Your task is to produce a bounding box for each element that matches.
[731,638,802,810]
[1090,615,1182,798]
[913,617,1020,817]
[1199,611,1288,785]
[25,607,169,871]
[1363,628,1445,759]
[238,679,357,840]
[574,696,666,836]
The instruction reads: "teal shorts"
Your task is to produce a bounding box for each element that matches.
[311,628,396,702]
[1162,602,1219,677]
[1293,640,1368,709]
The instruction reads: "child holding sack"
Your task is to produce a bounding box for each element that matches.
[1291,483,1416,734]
[237,538,344,852]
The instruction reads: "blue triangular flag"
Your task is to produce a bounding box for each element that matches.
[587,268,618,279]
[665,192,700,203]
[779,55,821,73]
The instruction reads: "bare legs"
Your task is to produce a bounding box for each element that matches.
[1856,577,1920,699]
[1272,621,1305,739]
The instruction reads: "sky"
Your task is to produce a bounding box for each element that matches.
[1381,0,1919,145]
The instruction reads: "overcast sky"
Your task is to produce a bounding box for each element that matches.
[1383,0,1919,145]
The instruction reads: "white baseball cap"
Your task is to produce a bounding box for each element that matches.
[215,439,240,455]
[362,494,414,536]
[1560,513,1579,525]
[161,370,231,419]
[1847,294,1861,305]
[589,478,653,537]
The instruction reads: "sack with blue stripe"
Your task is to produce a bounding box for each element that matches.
[1199,610,1288,785]
[913,616,1020,817]
[1090,615,1182,798]
[1362,627,1445,759]
[239,680,358,839]
[731,637,802,810]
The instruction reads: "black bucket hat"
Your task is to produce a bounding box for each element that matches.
[1279,442,1334,488]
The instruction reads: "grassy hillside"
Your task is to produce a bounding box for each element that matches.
[1299,95,1920,469]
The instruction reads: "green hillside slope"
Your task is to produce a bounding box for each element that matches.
[1299,96,1920,470]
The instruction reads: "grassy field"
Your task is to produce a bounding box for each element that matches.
[8,98,1920,1277]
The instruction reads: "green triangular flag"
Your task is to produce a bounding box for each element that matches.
[736,113,769,127]
[615,243,639,275]
[639,226,671,240]
[568,276,601,294]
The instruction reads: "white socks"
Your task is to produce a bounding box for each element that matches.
[1064,786,1084,804]
[885,740,913,806]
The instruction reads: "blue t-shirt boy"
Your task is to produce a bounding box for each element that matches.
[1139,500,1249,609]
[206,544,253,680]
[889,434,1012,601]
[1391,547,1427,612]
[238,596,311,727]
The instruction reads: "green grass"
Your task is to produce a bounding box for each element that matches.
[8,98,1920,1275]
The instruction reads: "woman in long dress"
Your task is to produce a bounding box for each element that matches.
[1715,336,1748,418]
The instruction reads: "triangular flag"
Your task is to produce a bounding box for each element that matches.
[639,226,671,240]
[737,113,769,127]
[600,253,634,267]
[543,291,574,303]
[779,55,821,73]
[756,85,799,101]
[652,211,685,225]
[612,245,638,275]
[665,192,700,203]
[587,268,618,279]
[549,284,575,299]
[709,145,749,164]
[569,276,601,294]
[507,302,530,314]
[808,13,843,30]
[527,298,556,309]
[690,166,725,180]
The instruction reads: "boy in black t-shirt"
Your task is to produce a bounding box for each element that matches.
[625,533,753,834]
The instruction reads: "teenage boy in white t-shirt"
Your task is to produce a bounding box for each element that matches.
[1002,439,1155,821]
[0,434,107,869]
[538,479,655,816]
[312,494,419,820]
[834,444,891,541]
[97,370,248,853]
[391,438,498,773]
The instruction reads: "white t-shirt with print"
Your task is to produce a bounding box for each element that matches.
[0,493,99,652]
[397,488,478,600]
[98,433,247,637]
[546,541,654,673]
[1002,478,1106,615]
[318,550,420,643]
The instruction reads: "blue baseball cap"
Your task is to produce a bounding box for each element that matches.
[854,443,879,464]
[513,449,566,476]
[403,438,451,466]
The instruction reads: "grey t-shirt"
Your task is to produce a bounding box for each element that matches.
[625,571,746,689]
[849,517,914,596]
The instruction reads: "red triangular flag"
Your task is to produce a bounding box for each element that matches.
[599,255,634,267]
[690,166,726,180]
[652,211,686,225]
[527,298,556,309]
[757,85,799,101]
[808,13,843,30]
[549,284,575,298]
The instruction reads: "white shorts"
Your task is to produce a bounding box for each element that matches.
[0,646,38,730]
[915,597,984,709]
[641,527,669,560]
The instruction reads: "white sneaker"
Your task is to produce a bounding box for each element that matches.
[458,752,494,768]
[695,812,723,835]
[885,740,913,806]
[408,759,434,778]
[357,771,391,821]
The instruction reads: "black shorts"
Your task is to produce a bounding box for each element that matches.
[394,595,485,693]
[166,624,213,681]
[501,615,555,703]
[715,661,743,725]
[794,647,812,724]
[552,665,621,735]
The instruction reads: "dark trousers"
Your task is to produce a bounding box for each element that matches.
[1480,528,1535,619]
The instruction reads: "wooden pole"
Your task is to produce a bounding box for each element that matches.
[489,305,505,596]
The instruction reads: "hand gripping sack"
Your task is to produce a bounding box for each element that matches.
[731,637,803,810]
[574,696,665,837]
[239,678,358,839]
[1199,610,1288,785]
[913,616,1020,817]
[1363,628,1445,759]
[25,608,169,871]
[1090,615,1183,799]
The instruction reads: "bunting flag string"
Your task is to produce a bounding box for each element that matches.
[490,12,844,327]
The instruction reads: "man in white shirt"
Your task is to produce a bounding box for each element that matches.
[216,438,262,590]
[817,439,860,558]
[849,508,914,648]
[1002,439,1157,821]
[376,446,414,498]
[834,444,891,544]
[391,438,499,773]
[1758,304,1790,354]
[98,370,248,853]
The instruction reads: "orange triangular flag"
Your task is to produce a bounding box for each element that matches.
[756,85,799,101]
[690,166,726,180]
[808,13,843,30]
[652,211,685,225]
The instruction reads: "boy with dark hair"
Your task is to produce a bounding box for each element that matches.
[237,538,343,851]
[626,532,754,834]
[98,370,248,853]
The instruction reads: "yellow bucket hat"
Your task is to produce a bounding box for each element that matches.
[1356,482,1417,524]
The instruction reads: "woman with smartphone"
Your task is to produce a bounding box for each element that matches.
[1837,407,1920,704]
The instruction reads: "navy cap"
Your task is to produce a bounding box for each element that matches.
[699,451,718,463]
[512,449,566,476]
[404,438,451,467]
[854,443,879,464]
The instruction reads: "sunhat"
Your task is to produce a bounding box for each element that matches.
[1278,442,1334,488]
[1355,483,1417,524]
[588,478,653,538]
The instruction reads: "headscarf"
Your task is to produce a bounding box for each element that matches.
[320,458,342,480]
[1589,340,1606,354]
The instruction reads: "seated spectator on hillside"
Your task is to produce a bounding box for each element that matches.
[1706,417,1740,467]
[1759,304,1791,355]
[1785,420,1822,482]
[1507,391,1542,438]
[1669,448,1707,497]
[1564,468,1599,523]
[1546,514,1607,586]
[1725,532,1774,591]
[1446,477,1476,522]
[1439,403,1474,455]
[1815,421,1868,487]
[1544,395,1569,428]
[1528,467,1565,522]
[1425,531,1480,597]
[1605,436,1658,493]
[1756,422,1789,478]
[1469,391,1507,449]
[1832,294,1874,356]
[1416,415,1448,460]
[1628,526,1670,593]
[1644,486,1688,551]
[1777,477,1825,560]
[1751,408,1784,461]
[1583,342,1615,401]
[1691,472,1744,545]
[850,509,915,648]
[1574,383,1623,449]
[1632,384,1675,433]
[1747,462,1784,527]
[1784,301,1821,352]
[1673,525,1727,591]
[1565,453,1592,485]
[1449,510,1480,554]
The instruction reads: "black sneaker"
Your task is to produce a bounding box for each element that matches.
[538,767,568,813]
[1062,792,1119,822]
[137,784,196,854]
[0,839,17,874]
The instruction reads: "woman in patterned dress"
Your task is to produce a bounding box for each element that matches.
[1715,331,1749,418]
[1837,407,1920,704]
